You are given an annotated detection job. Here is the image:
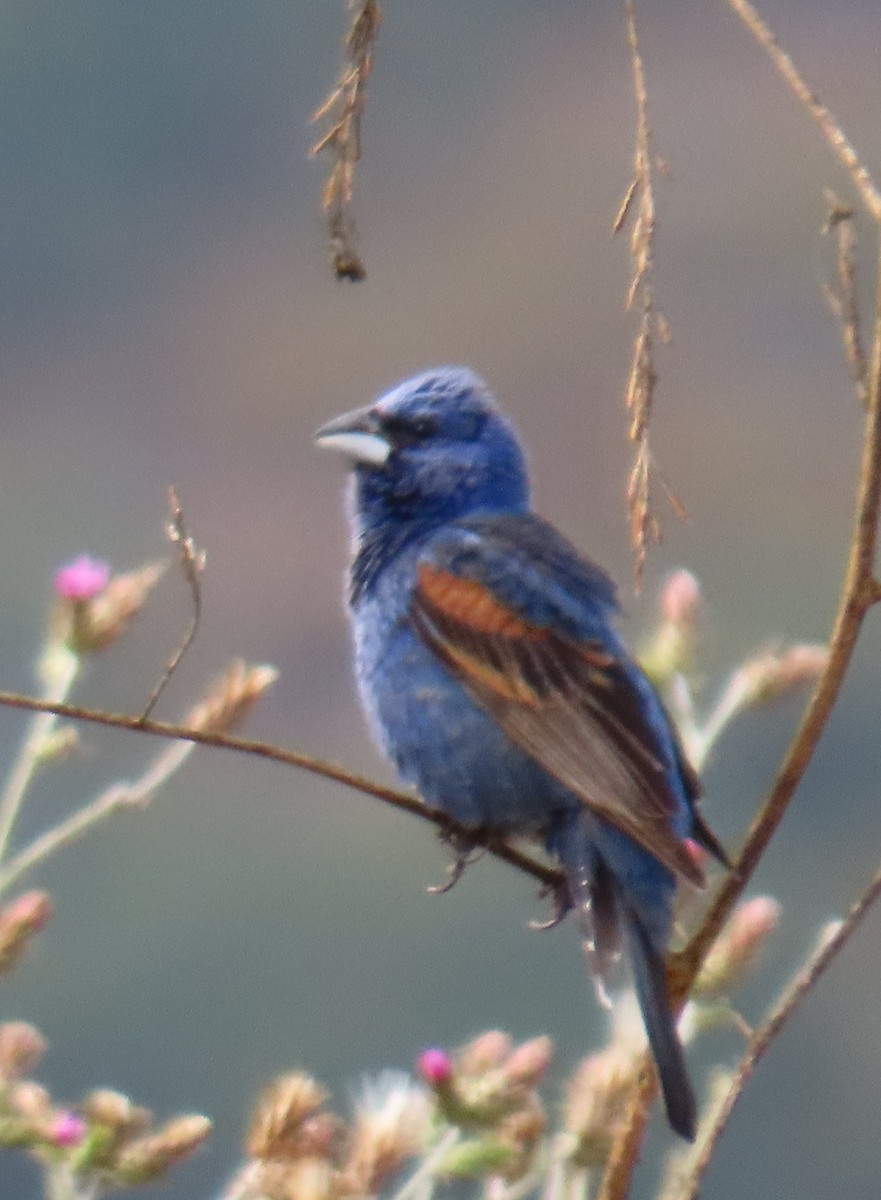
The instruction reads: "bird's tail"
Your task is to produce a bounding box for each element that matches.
[618,899,696,1141]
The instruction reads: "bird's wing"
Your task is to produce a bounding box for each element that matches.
[410,515,704,886]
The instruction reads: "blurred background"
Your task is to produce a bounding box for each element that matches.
[1,1,880,1195]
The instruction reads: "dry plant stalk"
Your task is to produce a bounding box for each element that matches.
[311,0,382,281]
[615,0,681,588]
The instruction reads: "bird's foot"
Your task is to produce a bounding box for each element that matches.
[427,830,487,894]
[528,877,572,931]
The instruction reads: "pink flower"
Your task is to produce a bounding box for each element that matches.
[417,1048,453,1086]
[53,556,110,601]
[51,1110,87,1147]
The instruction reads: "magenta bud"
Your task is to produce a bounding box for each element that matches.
[417,1049,453,1086]
[51,1111,87,1147]
[53,557,110,601]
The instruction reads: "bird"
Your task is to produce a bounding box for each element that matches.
[315,367,727,1140]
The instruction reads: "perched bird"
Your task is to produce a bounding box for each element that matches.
[316,367,727,1140]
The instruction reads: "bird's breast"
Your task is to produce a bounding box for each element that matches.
[352,579,575,832]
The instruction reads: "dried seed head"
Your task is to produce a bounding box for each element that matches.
[82,1089,151,1139]
[457,1031,513,1075]
[695,896,781,1000]
[502,1037,553,1087]
[0,891,53,976]
[562,1048,637,1168]
[342,1072,430,1193]
[185,660,280,735]
[115,1114,212,1183]
[0,1022,47,1079]
[9,1081,52,1123]
[247,1073,329,1161]
[734,642,829,708]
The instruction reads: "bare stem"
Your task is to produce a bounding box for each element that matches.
[391,1128,460,1200]
[44,1162,99,1200]
[0,647,79,864]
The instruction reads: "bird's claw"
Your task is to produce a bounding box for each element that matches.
[528,878,572,930]
[427,832,486,894]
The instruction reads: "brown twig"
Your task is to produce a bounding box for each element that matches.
[680,861,881,1197]
[311,0,382,281]
[724,0,881,224]
[140,487,205,722]
[0,688,561,899]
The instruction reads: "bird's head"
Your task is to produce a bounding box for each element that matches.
[315,367,530,526]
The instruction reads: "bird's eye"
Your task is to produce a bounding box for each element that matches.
[381,414,438,445]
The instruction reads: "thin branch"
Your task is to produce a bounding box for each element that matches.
[724,0,881,224]
[140,487,205,721]
[311,0,382,281]
[0,649,80,864]
[679,860,881,1197]
[0,688,561,899]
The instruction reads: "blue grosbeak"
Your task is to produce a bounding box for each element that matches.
[316,367,727,1140]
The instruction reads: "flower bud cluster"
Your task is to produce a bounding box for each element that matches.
[0,1039,209,1188]
[49,558,166,658]
[416,1032,552,1182]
